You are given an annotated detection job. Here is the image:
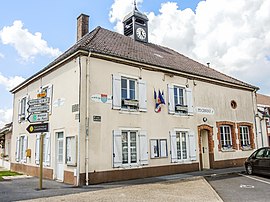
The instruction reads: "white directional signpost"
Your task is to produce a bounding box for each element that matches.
[26,94,50,190]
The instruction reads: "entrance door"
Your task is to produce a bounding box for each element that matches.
[56,132,64,181]
[201,130,210,169]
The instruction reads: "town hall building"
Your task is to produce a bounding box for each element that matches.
[10,5,259,185]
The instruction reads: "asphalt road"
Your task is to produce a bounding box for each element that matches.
[206,173,270,202]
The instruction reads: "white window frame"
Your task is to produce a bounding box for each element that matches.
[150,139,168,158]
[113,129,148,168]
[220,125,232,149]
[175,131,189,161]
[170,129,196,163]
[121,130,139,166]
[240,126,250,148]
[121,77,138,110]
[174,86,186,106]
[168,84,193,115]
[112,74,147,112]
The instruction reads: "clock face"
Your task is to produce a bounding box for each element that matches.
[136,27,146,40]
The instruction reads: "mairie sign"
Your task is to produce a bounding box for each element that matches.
[28,105,49,113]
[27,113,49,123]
[26,123,49,133]
[28,97,50,106]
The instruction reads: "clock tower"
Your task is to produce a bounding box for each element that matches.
[123,1,149,43]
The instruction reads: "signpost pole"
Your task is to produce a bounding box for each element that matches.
[39,133,44,190]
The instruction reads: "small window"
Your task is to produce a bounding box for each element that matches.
[176,132,188,160]
[220,125,232,149]
[121,77,138,109]
[150,139,168,158]
[240,126,251,148]
[168,84,193,115]
[231,100,237,109]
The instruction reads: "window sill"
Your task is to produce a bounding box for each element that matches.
[221,148,235,152]
[119,110,140,115]
[116,165,142,169]
[150,156,168,159]
[173,160,193,164]
[241,146,253,151]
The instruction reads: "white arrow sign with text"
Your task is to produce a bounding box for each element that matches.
[27,113,49,123]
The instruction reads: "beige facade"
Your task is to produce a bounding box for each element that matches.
[10,53,258,185]
[10,12,260,185]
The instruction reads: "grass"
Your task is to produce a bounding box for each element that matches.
[0,170,22,181]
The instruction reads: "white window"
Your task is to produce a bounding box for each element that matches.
[220,125,232,149]
[168,84,193,115]
[240,126,250,148]
[15,135,28,162]
[113,130,148,167]
[66,136,77,166]
[18,97,28,122]
[35,133,51,166]
[176,132,188,160]
[170,130,196,163]
[150,139,168,158]
[112,74,147,111]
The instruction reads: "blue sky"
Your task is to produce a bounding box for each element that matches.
[0,0,269,126]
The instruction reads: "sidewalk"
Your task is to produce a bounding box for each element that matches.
[23,177,223,202]
[1,166,245,202]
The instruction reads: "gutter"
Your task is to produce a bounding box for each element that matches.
[76,56,82,186]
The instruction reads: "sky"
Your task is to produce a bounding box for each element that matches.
[0,0,270,127]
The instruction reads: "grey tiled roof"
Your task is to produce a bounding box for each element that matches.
[12,26,257,92]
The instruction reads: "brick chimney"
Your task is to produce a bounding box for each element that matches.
[77,14,89,41]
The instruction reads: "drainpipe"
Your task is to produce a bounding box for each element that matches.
[251,90,259,149]
[85,51,91,186]
[76,56,82,186]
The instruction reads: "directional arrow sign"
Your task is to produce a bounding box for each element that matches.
[26,123,49,133]
[28,105,49,113]
[28,97,50,106]
[27,113,49,123]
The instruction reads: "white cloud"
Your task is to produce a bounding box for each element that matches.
[0,20,62,61]
[0,72,25,91]
[0,108,12,128]
[0,52,4,59]
[109,0,270,94]
[109,0,144,33]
